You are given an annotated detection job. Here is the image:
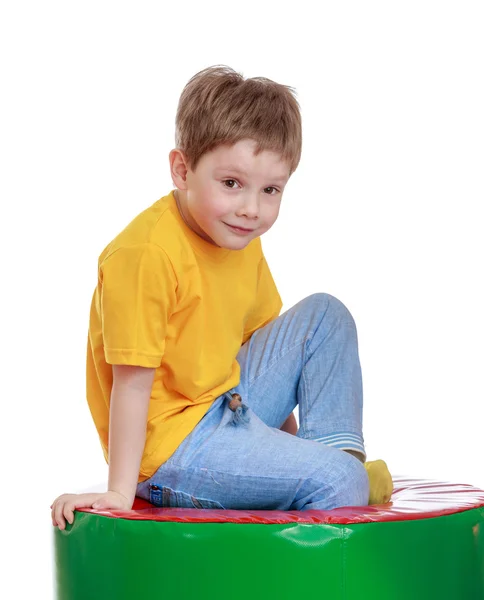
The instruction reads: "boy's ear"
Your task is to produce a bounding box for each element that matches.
[169,149,189,190]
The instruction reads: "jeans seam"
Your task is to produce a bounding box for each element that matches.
[298,337,311,437]
[167,462,317,483]
[247,333,311,386]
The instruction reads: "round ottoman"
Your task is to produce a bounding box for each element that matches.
[53,476,484,599]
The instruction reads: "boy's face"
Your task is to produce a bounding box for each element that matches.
[173,139,290,250]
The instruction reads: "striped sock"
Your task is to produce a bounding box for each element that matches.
[312,431,366,461]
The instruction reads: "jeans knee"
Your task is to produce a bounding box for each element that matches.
[337,453,370,506]
[305,293,356,329]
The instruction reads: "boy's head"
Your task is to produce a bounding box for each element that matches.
[170,66,302,250]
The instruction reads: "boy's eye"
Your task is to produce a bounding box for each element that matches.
[222,180,279,194]
[223,179,239,189]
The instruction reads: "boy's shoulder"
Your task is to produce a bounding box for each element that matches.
[97,189,264,271]
[99,191,183,264]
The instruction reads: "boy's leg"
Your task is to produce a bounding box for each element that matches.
[137,293,371,511]
[236,293,366,459]
[136,393,369,511]
[237,292,392,504]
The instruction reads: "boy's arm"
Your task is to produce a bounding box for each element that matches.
[108,365,155,505]
[52,365,154,529]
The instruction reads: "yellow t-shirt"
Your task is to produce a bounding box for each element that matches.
[86,190,282,481]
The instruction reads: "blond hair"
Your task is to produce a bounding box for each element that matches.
[175,65,302,175]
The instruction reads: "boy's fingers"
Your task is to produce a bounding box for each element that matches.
[57,497,97,527]
[55,501,70,529]
[52,494,110,529]
[51,504,58,526]
[54,508,63,529]
[53,502,66,527]
[51,496,64,527]
[64,506,75,525]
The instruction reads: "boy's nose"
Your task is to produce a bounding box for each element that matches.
[237,194,260,219]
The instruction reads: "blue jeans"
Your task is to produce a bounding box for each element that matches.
[136,294,370,510]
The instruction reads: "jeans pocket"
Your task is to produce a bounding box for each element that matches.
[149,484,225,509]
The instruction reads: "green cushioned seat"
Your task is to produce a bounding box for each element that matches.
[53,477,484,599]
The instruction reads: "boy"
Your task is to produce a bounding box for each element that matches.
[52,66,392,529]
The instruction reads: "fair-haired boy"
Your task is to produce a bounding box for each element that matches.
[52,66,392,529]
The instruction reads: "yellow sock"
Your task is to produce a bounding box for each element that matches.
[364,459,393,504]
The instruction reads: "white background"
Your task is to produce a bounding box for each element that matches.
[1,1,483,597]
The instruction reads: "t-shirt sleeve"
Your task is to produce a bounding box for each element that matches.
[100,243,177,367]
[242,254,283,344]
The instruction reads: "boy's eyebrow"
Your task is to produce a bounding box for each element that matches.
[216,166,289,183]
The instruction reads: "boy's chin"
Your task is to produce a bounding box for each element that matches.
[208,226,257,250]
[217,237,253,251]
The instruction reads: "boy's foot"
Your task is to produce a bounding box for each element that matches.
[364,459,393,504]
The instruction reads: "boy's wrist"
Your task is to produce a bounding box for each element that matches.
[108,488,134,507]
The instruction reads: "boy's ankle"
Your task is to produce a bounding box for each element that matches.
[344,449,365,463]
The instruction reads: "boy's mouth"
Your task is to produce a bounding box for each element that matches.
[223,223,254,234]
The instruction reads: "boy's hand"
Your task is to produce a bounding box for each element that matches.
[51,490,132,530]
